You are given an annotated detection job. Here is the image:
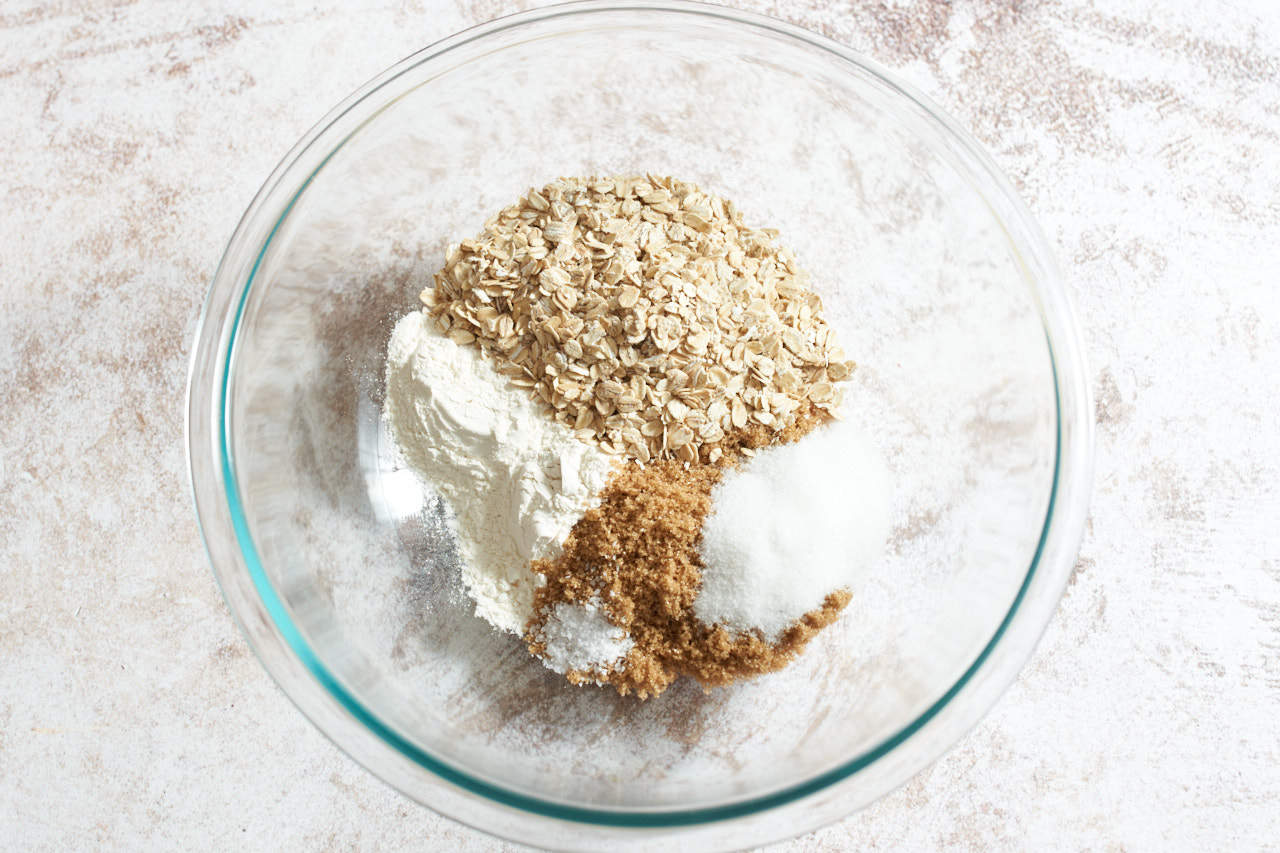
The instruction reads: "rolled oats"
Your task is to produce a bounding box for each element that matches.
[424,176,857,462]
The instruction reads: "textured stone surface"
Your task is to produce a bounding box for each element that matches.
[1,0,1277,849]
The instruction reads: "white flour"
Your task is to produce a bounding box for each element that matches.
[696,419,891,642]
[384,311,616,634]
[533,596,634,680]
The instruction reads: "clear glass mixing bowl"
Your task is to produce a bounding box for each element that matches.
[186,2,1094,848]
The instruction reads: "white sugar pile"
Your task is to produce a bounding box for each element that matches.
[534,596,634,681]
[695,420,891,642]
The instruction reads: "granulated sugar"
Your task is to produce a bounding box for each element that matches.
[696,419,891,642]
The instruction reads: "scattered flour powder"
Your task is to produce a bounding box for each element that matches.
[696,419,892,642]
[384,310,618,637]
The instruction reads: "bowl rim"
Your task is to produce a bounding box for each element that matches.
[186,0,1095,844]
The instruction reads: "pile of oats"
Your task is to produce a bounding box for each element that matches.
[422,175,855,463]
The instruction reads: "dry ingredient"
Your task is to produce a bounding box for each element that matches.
[526,406,856,698]
[384,310,616,634]
[387,175,883,698]
[528,596,634,682]
[421,175,856,465]
[696,419,892,642]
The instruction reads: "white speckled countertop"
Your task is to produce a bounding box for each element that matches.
[2,0,1278,849]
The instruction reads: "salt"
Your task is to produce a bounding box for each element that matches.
[534,596,634,681]
[695,420,891,642]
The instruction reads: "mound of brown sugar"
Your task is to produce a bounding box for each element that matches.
[526,404,848,698]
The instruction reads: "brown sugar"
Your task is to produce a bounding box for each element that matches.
[525,404,846,698]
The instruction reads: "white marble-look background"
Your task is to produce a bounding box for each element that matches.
[2,0,1277,849]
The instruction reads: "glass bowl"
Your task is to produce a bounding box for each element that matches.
[186,2,1094,849]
